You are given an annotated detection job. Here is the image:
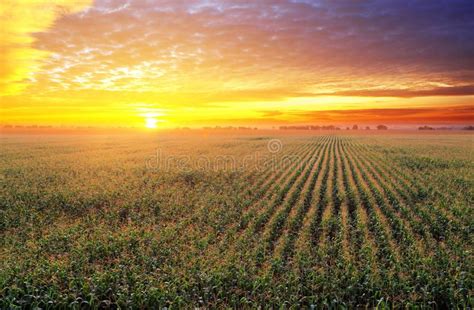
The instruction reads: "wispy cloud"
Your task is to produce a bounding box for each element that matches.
[0,0,92,95]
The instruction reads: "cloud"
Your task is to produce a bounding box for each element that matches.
[23,0,474,99]
[2,0,474,126]
[0,0,92,95]
[323,85,474,98]
[289,105,474,124]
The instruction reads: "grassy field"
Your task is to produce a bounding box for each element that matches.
[1,132,473,308]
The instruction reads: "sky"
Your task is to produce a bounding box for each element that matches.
[1,0,473,128]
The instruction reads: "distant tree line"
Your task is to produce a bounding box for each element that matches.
[202,126,258,130]
[280,125,341,130]
[280,124,389,130]
[418,125,474,130]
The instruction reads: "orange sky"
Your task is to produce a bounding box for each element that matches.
[1,0,473,128]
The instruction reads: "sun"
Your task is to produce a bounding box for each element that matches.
[145,117,157,129]
[138,107,165,129]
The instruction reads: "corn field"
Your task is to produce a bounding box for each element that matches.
[1,133,473,307]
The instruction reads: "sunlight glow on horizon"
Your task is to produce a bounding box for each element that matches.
[145,117,157,129]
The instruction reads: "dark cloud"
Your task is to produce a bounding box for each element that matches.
[325,85,474,98]
[290,105,474,124]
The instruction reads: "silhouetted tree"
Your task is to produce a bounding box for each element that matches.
[377,125,388,130]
